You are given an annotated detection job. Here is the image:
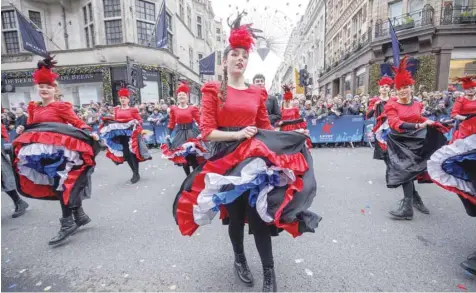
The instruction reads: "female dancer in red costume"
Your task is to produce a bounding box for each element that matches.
[2,123,29,218]
[384,56,448,219]
[428,75,476,275]
[366,76,393,161]
[161,82,206,175]
[14,56,100,245]
[100,88,151,184]
[173,12,320,292]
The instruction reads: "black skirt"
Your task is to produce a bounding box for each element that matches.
[386,126,447,188]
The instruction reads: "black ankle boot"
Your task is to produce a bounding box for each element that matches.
[131,172,140,184]
[262,267,277,292]
[73,207,91,227]
[234,252,254,286]
[413,192,429,214]
[48,216,78,245]
[461,257,476,276]
[12,199,29,218]
[389,198,413,220]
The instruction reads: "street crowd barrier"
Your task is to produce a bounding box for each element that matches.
[0,115,457,148]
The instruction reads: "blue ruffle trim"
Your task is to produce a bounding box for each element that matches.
[210,171,281,212]
[442,152,476,181]
[101,129,133,151]
[23,151,66,178]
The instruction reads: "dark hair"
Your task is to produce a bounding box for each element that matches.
[253,74,265,83]
[219,47,232,104]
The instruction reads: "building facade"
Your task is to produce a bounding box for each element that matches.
[1,0,223,108]
[318,0,476,97]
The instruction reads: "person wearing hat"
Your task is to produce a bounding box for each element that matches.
[14,56,100,245]
[99,87,152,184]
[172,11,321,292]
[428,75,476,275]
[161,81,206,176]
[384,56,448,220]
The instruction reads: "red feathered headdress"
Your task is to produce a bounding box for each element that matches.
[32,55,58,86]
[392,56,415,90]
[118,88,130,97]
[378,75,394,86]
[282,84,294,101]
[227,11,263,52]
[176,81,190,95]
[454,76,476,90]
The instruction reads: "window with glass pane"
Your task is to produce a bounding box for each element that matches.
[137,20,154,45]
[187,5,192,27]
[167,32,173,51]
[197,16,202,38]
[217,51,222,65]
[85,27,90,47]
[179,0,184,19]
[198,53,203,60]
[105,20,123,44]
[216,28,221,41]
[166,13,172,31]
[189,47,193,68]
[28,11,42,29]
[388,1,403,20]
[83,6,88,24]
[104,0,121,18]
[90,24,95,46]
[136,0,155,21]
[88,3,93,22]
[2,11,16,29]
[3,31,20,54]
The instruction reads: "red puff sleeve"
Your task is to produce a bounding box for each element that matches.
[200,82,220,140]
[256,89,273,130]
[384,101,404,131]
[131,108,142,123]
[27,101,38,125]
[192,106,200,127]
[167,106,176,130]
[451,97,464,118]
[56,102,92,130]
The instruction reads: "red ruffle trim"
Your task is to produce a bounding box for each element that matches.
[106,150,125,164]
[161,138,207,164]
[176,138,309,237]
[13,134,95,204]
[432,180,476,206]
[280,122,307,132]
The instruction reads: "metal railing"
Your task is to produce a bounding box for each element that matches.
[374,5,435,38]
[440,5,476,25]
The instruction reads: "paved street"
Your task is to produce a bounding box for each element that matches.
[2,147,475,292]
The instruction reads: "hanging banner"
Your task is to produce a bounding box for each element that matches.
[295,69,304,94]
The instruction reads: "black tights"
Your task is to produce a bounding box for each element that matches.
[225,192,274,268]
[119,136,139,174]
[182,155,199,176]
[53,177,75,218]
[402,181,416,200]
[5,190,21,203]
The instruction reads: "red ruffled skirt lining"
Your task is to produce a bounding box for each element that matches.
[176,138,309,237]
[12,132,95,204]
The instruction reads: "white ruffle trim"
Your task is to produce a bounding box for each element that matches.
[17,143,83,191]
[193,158,296,226]
[375,120,389,144]
[161,141,206,159]
[428,134,476,196]
[100,120,138,158]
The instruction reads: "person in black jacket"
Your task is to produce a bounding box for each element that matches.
[253,74,281,126]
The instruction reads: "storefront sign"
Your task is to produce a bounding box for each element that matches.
[5,72,103,87]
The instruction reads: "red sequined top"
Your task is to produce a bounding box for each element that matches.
[200,82,272,139]
[451,97,476,139]
[168,105,200,130]
[384,99,427,131]
[114,107,142,123]
[27,101,91,130]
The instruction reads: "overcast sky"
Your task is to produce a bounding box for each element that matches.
[210,0,309,89]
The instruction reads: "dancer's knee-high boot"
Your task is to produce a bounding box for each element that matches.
[389,181,414,220]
